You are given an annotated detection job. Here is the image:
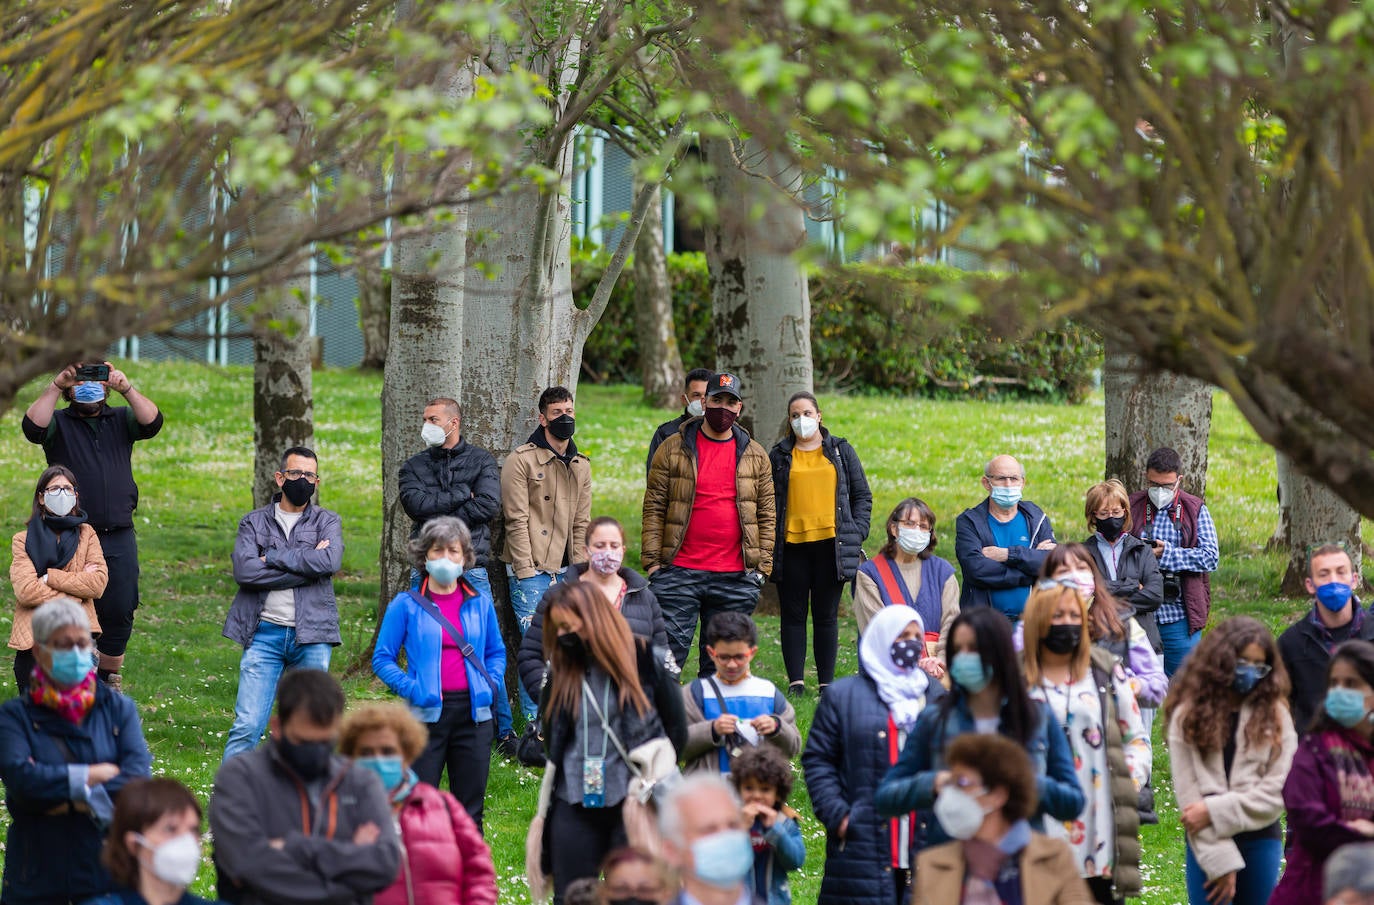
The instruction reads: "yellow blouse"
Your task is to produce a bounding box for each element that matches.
[785,445,837,543]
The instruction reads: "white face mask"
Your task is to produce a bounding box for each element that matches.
[686,399,705,418]
[420,422,448,448]
[933,785,991,841]
[136,832,202,887]
[1148,486,1175,510]
[791,415,820,440]
[42,488,77,517]
[897,527,930,555]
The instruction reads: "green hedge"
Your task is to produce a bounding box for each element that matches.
[577,252,1101,402]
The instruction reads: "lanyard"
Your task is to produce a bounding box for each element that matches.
[582,678,611,760]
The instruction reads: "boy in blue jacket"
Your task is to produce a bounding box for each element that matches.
[731,745,806,905]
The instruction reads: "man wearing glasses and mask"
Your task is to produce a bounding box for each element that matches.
[954,454,1057,621]
[222,446,344,761]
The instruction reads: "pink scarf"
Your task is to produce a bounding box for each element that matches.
[30,666,97,724]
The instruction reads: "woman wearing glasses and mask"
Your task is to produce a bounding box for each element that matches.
[1082,480,1164,657]
[10,465,107,694]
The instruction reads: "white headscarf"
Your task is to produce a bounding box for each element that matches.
[858,604,930,733]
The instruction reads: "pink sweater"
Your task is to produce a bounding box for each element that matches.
[375,782,497,905]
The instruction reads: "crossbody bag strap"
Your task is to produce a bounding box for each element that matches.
[872,555,913,608]
[582,678,643,780]
[406,590,497,692]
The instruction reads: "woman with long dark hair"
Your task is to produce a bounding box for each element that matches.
[534,581,686,904]
[874,606,1084,846]
[1271,639,1374,905]
[1165,617,1295,905]
[10,465,107,693]
[769,390,872,696]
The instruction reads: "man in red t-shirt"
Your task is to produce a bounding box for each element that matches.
[642,372,775,677]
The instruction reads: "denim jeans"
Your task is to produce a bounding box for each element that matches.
[1185,836,1282,905]
[223,621,332,761]
[507,568,560,720]
[1158,617,1201,678]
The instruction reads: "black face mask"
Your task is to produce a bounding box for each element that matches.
[281,476,315,507]
[1096,516,1126,542]
[278,737,334,780]
[1042,624,1083,655]
[557,632,586,659]
[704,406,739,433]
[546,414,576,441]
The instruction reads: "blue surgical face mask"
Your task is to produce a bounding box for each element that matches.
[690,829,753,888]
[72,382,105,404]
[425,556,463,585]
[1316,581,1354,613]
[950,652,992,693]
[989,486,1022,508]
[355,755,406,793]
[1326,686,1371,728]
[45,644,95,686]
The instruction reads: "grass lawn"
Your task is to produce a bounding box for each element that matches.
[0,361,1325,903]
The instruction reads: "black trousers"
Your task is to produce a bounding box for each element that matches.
[93,527,139,658]
[548,796,628,905]
[650,566,761,677]
[778,538,843,686]
[12,648,34,694]
[414,691,494,832]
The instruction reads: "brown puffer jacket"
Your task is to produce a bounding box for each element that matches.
[641,420,775,576]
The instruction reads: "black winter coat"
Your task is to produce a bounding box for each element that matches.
[517,564,672,701]
[1279,603,1374,733]
[802,664,945,905]
[397,441,501,567]
[1084,532,1164,651]
[769,429,873,582]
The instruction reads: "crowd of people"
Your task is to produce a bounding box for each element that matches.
[8,362,1374,905]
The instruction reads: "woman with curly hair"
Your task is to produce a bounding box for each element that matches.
[1271,640,1374,905]
[1165,616,1296,905]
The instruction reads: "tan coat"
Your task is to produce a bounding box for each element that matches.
[1168,700,1297,880]
[641,421,775,575]
[913,834,1095,905]
[500,442,592,579]
[10,526,106,649]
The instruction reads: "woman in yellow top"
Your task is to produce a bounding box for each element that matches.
[769,391,872,697]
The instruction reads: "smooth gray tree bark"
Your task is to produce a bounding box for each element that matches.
[632,182,684,408]
[1276,451,1362,594]
[1103,339,1212,498]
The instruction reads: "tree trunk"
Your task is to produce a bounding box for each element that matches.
[632,181,684,408]
[702,135,814,444]
[1268,452,1291,551]
[356,261,389,370]
[1277,451,1361,595]
[1102,338,1212,498]
[251,197,314,509]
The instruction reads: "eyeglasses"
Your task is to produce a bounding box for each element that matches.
[1146,478,1178,490]
[709,652,752,664]
[281,469,321,484]
[1236,659,1272,677]
[1093,508,1126,519]
[43,487,75,497]
[951,775,987,794]
[984,473,1024,486]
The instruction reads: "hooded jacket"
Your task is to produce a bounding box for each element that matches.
[641,419,775,575]
[224,497,344,647]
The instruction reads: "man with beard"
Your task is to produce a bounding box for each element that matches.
[22,361,163,692]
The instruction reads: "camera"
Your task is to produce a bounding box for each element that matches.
[1161,570,1182,601]
[74,363,110,382]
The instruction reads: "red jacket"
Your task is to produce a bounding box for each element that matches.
[375,782,498,905]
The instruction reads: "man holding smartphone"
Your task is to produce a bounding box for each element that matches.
[21,361,163,692]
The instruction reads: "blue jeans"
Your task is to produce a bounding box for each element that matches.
[1185,836,1281,905]
[1158,617,1201,678]
[223,622,332,761]
[507,568,560,721]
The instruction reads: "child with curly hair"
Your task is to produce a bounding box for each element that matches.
[1165,616,1296,905]
[730,745,806,905]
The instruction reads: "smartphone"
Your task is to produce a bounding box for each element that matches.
[74,363,110,382]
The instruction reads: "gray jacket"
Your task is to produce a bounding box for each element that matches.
[210,741,401,905]
[224,497,345,647]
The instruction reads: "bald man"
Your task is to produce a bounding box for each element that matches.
[954,455,1056,621]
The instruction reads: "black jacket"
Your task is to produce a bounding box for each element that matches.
[647,411,690,475]
[802,664,946,905]
[398,440,501,567]
[769,429,873,582]
[22,406,163,531]
[1279,603,1374,733]
[517,564,673,701]
[1084,532,1165,651]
